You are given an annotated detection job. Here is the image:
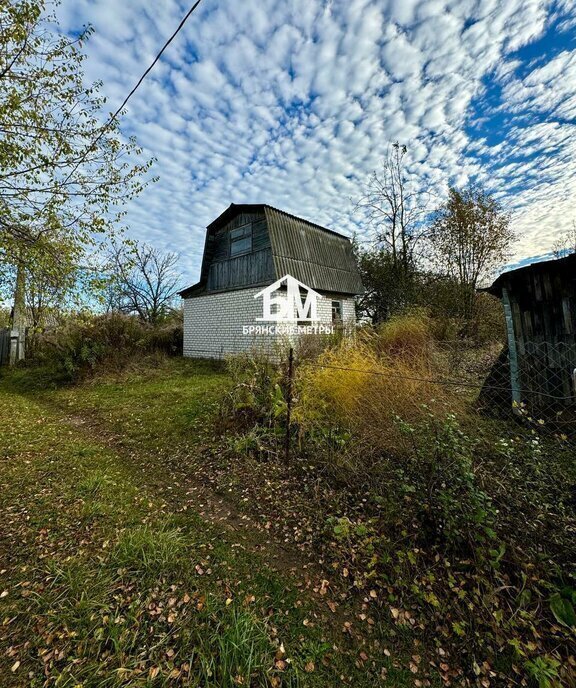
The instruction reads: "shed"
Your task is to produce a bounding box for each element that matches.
[179,204,363,358]
[484,253,576,411]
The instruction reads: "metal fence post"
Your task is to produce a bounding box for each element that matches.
[284,347,294,465]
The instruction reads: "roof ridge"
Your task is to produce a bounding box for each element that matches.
[263,204,351,240]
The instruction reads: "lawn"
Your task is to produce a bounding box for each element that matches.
[0,359,417,687]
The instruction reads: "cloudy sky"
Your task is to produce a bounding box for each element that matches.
[57,0,576,284]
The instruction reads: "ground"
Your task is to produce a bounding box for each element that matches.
[0,359,425,687]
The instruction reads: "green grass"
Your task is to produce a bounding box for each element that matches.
[0,359,412,687]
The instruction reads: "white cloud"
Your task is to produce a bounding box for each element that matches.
[55,0,576,282]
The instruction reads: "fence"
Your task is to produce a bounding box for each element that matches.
[280,339,576,463]
[0,327,27,366]
[0,328,10,366]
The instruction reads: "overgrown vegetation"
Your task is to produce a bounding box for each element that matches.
[2,359,401,687]
[26,312,183,382]
[3,322,574,686]
[221,315,576,688]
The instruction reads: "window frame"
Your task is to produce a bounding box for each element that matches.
[331,300,343,323]
[229,223,252,258]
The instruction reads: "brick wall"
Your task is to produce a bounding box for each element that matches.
[183,287,356,359]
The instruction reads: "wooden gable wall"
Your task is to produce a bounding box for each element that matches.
[204,211,274,292]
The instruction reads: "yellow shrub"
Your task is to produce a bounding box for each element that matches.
[373,311,435,364]
[294,315,460,453]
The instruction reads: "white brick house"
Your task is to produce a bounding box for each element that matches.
[180,204,363,358]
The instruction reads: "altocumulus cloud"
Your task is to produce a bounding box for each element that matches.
[56,0,576,281]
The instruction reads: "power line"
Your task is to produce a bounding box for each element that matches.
[94,0,204,147]
[64,0,204,180]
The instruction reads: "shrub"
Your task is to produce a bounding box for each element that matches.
[221,352,284,429]
[31,313,183,381]
[139,318,183,355]
[372,310,436,362]
[294,315,460,459]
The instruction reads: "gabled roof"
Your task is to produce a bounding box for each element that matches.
[180,203,363,297]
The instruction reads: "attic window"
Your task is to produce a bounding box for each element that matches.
[230,224,252,257]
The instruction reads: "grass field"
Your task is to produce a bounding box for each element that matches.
[0,359,419,687]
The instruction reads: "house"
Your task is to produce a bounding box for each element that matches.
[179,204,363,358]
[483,253,576,411]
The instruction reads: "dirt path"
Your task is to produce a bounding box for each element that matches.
[60,409,349,628]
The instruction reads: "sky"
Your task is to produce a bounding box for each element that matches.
[56,0,576,285]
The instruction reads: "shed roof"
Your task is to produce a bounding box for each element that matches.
[180,203,363,297]
[485,253,576,297]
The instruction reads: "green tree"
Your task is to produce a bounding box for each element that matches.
[354,243,416,323]
[429,186,513,328]
[0,0,154,330]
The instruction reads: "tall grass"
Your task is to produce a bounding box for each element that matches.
[295,314,461,456]
[30,312,183,382]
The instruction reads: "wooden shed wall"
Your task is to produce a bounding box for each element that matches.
[503,259,576,406]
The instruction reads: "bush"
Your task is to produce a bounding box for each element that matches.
[221,352,284,432]
[294,314,460,459]
[31,313,183,381]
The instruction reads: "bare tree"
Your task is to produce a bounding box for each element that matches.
[552,221,576,258]
[430,185,514,325]
[357,143,430,274]
[107,242,181,325]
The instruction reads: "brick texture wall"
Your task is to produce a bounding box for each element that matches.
[183,287,356,359]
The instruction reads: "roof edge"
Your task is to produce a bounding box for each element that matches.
[206,203,353,242]
[485,252,576,297]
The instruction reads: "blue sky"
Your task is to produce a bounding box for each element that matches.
[57,0,576,283]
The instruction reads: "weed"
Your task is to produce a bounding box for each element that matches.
[110,524,187,580]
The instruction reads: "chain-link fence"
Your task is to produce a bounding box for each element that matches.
[282,339,576,462]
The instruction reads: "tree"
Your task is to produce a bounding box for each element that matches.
[357,143,430,275]
[552,221,576,258]
[106,242,181,325]
[429,186,513,327]
[355,143,431,322]
[25,259,78,329]
[0,1,154,335]
[354,243,411,323]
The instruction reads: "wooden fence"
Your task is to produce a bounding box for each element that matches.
[0,328,10,366]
